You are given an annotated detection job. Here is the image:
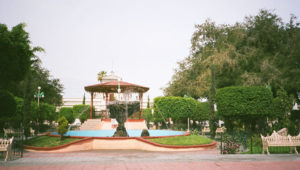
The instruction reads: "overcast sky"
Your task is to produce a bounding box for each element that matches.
[1,0,299,99]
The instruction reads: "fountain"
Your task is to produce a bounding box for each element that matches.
[108,101,140,137]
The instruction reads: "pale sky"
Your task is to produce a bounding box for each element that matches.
[1,0,299,99]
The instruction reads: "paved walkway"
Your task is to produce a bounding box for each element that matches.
[1,150,300,170]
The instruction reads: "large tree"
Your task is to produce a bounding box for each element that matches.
[0,23,32,89]
[164,10,300,102]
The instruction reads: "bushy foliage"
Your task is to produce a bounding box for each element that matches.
[39,103,56,123]
[57,116,68,139]
[216,86,273,131]
[288,110,300,136]
[0,90,16,130]
[0,23,32,89]
[73,104,93,123]
[222,136,240,154]
[0,90,16,119]
[164,10,300,103]
[143,108,153,122]
[216,86,273,117]
[153,96,209,123]
[58,107,74,124]
[191,129,199,135]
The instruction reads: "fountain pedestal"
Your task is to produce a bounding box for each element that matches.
[107,101,140,137]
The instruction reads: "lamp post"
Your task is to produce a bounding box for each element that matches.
[34,86,44,106]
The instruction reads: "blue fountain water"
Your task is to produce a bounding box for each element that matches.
[51,130,185,137]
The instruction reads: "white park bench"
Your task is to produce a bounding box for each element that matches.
[261,131,300,155]
[0,137,14,161]
[4,128,34,138]
[201,126,226,136]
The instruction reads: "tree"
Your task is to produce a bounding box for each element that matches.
[57,116,68,140]
[208,64,217,138]
[82,93,86,104]
[0,23,32,89]
[271,88,294,130]
[59,108,74,124]
[153,96,209,125]
[0,90,16,130]
[164,10,300,102]
[216,86,273,132]
[147,95,150,108]
[0,23,37,136]
[12,62,63,106]
[97,71,107,82]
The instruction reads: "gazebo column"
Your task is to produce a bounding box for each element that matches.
[105,92,108,119]
[139,92,143,119]
[90,92,94,119]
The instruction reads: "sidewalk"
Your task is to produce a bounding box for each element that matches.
[1,150,300,170]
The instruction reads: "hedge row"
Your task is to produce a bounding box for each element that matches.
[216,86,273,118]
[153,96,209,122]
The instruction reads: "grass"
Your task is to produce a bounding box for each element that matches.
[147,135,212,146]
[242,146,299,154]
[24,135,82,147]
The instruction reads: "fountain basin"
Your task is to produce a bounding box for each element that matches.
[51,130,186,138]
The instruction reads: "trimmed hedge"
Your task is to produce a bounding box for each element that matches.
[58,107,74,124]
[216,86,273,118]
[216,86,273,131]
[153,96,209,123]
[72,104,94,123]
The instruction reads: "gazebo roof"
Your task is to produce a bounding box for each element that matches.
[84,80,149,93]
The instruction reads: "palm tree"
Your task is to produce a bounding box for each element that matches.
[97,71,107,82]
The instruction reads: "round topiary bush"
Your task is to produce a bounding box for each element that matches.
[57,116,68,139]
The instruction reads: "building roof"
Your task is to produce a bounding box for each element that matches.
[100,71,121,83]
[85,80,149,93]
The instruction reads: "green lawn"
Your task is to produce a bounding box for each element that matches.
[242,146,299,154]
[24,135,82,147]
[148,135,212,146]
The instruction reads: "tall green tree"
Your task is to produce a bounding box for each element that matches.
[164,10,300,102]
[0,23,32,89]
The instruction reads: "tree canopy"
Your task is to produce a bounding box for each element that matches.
[0,23,32,89]
[164,10,300,101]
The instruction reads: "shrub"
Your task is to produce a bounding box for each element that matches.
[141,129,150,137]
[216,86,273,131]
[222,136,240,154]
[39,103,56,123]
[153,96,209,123]
[191,129,199,135]
[57,116,68,139]
[72,104,94,123]
[58,107,74,124]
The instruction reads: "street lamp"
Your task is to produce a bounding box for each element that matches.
[34,86,44,106]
